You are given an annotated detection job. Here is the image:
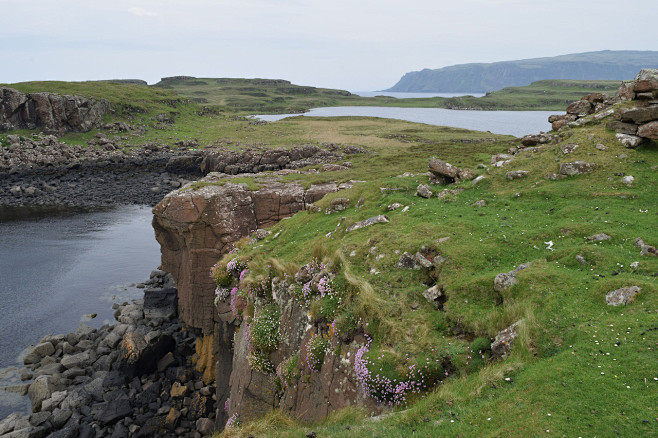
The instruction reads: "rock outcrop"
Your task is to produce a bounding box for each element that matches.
[548,68,658,146]
[0,87,109,135]
[152,176,340,334]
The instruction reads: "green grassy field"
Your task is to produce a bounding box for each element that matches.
[1,79,655,437]
[203,106,656,437]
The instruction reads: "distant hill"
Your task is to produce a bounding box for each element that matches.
[386,50,658,93]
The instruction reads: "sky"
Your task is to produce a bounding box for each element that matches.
[1,0,656,91]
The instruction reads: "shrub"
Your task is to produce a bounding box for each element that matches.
[251,304,281,353]
[306,334,329,372]
[276,353,300,389]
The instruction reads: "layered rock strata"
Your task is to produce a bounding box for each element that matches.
[0,87,109,135]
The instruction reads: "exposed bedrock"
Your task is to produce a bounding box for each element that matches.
[0,87,109,135]
[152,180,339,334]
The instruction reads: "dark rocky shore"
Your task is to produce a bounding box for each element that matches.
[0,271,219,438]
[0,132,355,208]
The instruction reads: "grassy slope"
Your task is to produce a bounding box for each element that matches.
[1,80,656,437]
[212,110,657,437]
[157,77,622,113]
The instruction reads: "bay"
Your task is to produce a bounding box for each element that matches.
[0,205,161,418]
[253,106,556,137]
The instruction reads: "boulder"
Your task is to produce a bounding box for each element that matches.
[618,106,658,124]
[606,121,638,135]
[94,395,133,426]
[345,215,389,233]
[632,68,658,92]
[505,170,529,181]
[428,158,461,184]
[196,418,215,436]
[585,233,611,242]
[605,286,641,306]
[422,285,445,310]
[416,184,433,199]
[559,161,595,176]
[635,238,658,257]
[566,100,594,116]
[143,288,178,320]
[615,133,646,148]
[637,121,658,139]
[491,320,523,359]
[560,144,579,154]
[494,263,530,292]
[118,331,175,377]
[330,197,351,211]
[28,376,59,412]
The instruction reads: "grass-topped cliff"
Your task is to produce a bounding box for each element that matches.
[1,76,657,437]
[189,89,656,436]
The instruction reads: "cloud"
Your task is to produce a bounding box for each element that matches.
[128,7,156,17]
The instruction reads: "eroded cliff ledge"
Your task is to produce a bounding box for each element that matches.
[152,174,342,335]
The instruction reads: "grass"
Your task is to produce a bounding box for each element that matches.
[213,104,656,436]
[2,78,656,437]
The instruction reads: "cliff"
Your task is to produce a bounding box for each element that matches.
[0,87,109,135]
[386,50,658,92]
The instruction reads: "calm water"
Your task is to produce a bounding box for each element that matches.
[253,107,555,137]
[0,205,161,418]
[351,91,486,98]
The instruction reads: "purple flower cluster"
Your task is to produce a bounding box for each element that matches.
[305,334,329,373]
[354,339,432,407]
[229,287,239,317]
[225,413,239,429]
[224,398,230,412]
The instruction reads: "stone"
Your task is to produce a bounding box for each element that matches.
[196,418,215,436]
[559,161,595,176]
[566,100,594,116]
[345,215,389,233]
[632,68,658,92]
[585,233,611,242]
[396,252,423,270]
[436,188,463,199]
[50,407,72,428]
[32,342,56,358]
[635,237,658,257]
[28,375,59,411]
[474,199,486,207]
[422,285,445,310]
[95,396,133,426]
[165,408,181,430]
[520,133,552,146]
[157,351,176,372]
[321,163,349,172]
[637,121,658,139]
[595,144,608,151]
[467,176,485,189]
[60,351,93,369]
[491,321,523,359]
[605,286,641,306]
[505,170,529,181]
[118,331,175,377]
[621,175,634,186]
[576,255,587,265]
[606,121,638,135]
[618,106,658,124]
[494,263,530,292]
[416,184,432,199]
[330,197,351,211]
[428,158,461,184]
[615,133,646,148]
[170,381,188,398]
[560,144,579,154]
[143,288,178,320]
[387,203,404,211]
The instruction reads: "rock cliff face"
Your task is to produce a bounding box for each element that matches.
[152,177,339,334]
[152,175,349,428]
[0,87,109,135]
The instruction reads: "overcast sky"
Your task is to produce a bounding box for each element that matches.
[1,0,656,91]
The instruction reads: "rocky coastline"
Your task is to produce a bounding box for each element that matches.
[0,271,221,438]
[0,132,356,208]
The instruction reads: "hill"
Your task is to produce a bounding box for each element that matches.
[387,50,658,93]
